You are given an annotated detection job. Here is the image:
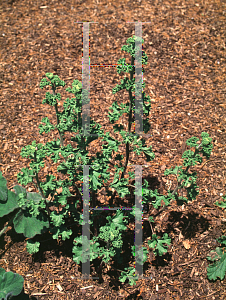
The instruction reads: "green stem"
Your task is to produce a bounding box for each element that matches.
[52,85,64,148]
[109,56,135,206]
[55,86,85,201]
[92,190,98,237]
[68,100,88,200]
[26,82,66,212]
[33,151,51,216]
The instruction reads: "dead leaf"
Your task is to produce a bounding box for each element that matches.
[183,240,191,249]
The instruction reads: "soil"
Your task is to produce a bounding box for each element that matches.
[0,0,226,299]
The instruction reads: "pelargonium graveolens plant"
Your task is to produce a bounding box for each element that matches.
[0,35,214,285]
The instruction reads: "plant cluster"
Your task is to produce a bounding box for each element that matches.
[0,35,222,285]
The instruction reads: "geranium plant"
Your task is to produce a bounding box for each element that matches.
[0,35,214,285]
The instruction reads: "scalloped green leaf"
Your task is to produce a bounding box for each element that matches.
[13,209,49,238]
[207,247,226,281]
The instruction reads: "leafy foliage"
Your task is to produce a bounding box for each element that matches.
[0,35,217,286]
[119,267,139,286]
[0,171,49,239]
[148,233,171,256]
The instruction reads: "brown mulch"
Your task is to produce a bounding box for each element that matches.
[0,0,226,299]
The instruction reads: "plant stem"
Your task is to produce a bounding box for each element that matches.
[38,81,85,214]
[109,56,135,207]
[143,218,154,235]
[52,84,64,148]
[32,150,51,216]
[92,190,98,237]
[71,178,83,201]
[96,260,105,274]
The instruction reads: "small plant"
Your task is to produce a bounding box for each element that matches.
[207,194,226,281]
[0,268,24,300]
[0,35,214,285]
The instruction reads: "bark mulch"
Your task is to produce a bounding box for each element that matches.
[0,0,226,299]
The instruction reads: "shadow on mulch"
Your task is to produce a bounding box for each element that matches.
[0,171,214,293]
[0,174,161,281]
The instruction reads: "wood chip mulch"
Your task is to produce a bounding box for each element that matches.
[0,0,226,299]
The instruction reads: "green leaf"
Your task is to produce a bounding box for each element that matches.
[207,247,226,280]
[72,236,100,264]
[186,136,199,148]
[148,233,171,256]
[26,240,40,254]
[215,200,226,209]
[119,267,139,286]
[13,209,49,238]
[0,268,24,299]
[40,73,65,90]
[215,194,226,209]
[116,58,134,74]
[46,72,54,80]
[50,225,72,241]
[44,139,62,163]
[39,175,57,195]
[142,145,155,162]
[217,236,226,247]
[110,177,130,198]
[149,216,154,222]
[39,117,56,134]
[108,101,126,122]
[89,169,103,191]
[149,189,172,209]
[40,77,51,89]
[164,166,181,176]
[121,35,148,65]
[182,150,202,167]
[200,132,213,159]
[17,168,35,186]
[201,132,212,145]
[0,186,19,218]
[99,223,120,242]
[0,171,8,202]
[50,211,65,227]
[99,247,116,263]
[112,210,128,229]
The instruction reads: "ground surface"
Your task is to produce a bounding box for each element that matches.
[0,0,226,299]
